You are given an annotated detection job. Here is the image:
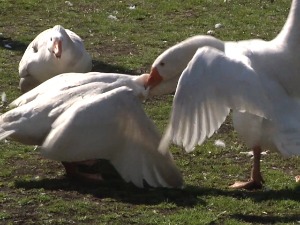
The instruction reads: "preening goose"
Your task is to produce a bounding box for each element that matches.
[146,0,300,189]
[0,72,183,189]
[18,25,92,93]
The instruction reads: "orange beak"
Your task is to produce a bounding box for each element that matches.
[146,67,163,89]
[53,40,62,58]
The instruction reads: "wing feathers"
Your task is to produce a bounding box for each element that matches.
[161,47,271,153]
[41,86,183,188]
[0,129,15,141]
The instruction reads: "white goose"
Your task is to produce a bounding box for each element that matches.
[0,72,183,189]
[19,25,92,93]
[146,0,300,189]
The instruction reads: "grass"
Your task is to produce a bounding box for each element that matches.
[0,0,300,224]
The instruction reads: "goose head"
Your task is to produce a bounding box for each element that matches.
[47,25,68,59]
[146,35,225,96]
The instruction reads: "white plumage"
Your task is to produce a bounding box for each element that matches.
[18,25,92,92]
[147,0,300,189]
[160,47,300,156]
[160,47,271,152]
[0,72,183,189]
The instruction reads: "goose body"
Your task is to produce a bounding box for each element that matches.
[146,0,300,189]
[160,47,300,156]
[19,25,92,92]
[0,72,183,188]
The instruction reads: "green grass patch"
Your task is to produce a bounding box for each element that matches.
[1,0,299,224]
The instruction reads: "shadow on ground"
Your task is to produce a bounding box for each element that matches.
[13,160,204,207]
[91,60,144,74]
[14,177,300,224]
[14,177,206,207]
[199,184,300,202]
[14,159,300,208]
[230,214,300,224]
[0,36,28,52]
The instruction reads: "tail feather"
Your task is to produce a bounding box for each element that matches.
[148,154,184,188]
[110,143,183,189]
[0,129,14,141]
[158,125,173,155]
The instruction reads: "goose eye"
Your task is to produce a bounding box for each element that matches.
[50,37,52,41]
[160,62,165,66]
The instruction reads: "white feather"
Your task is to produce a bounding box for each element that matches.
[1,72,183,188]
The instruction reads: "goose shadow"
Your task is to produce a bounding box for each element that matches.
[0,36,28,52]
[201,184,300,202]
[91,59,145,75]
[13,159,300,206]
[14,174,300,207]
[15,178,299,224]
[230,214,300,224]
[12,159,203,207]
[14,177,206,207]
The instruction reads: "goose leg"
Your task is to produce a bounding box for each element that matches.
[62,160,103,183]
[230,146,264,190]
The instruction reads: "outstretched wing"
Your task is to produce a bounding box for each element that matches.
[41,86,183,188]
[160,47,271,153]
[10,72,145,107]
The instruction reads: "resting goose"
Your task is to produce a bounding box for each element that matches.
[146,0,300,189]
[18,25,92,93]
[0,72,183,189]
